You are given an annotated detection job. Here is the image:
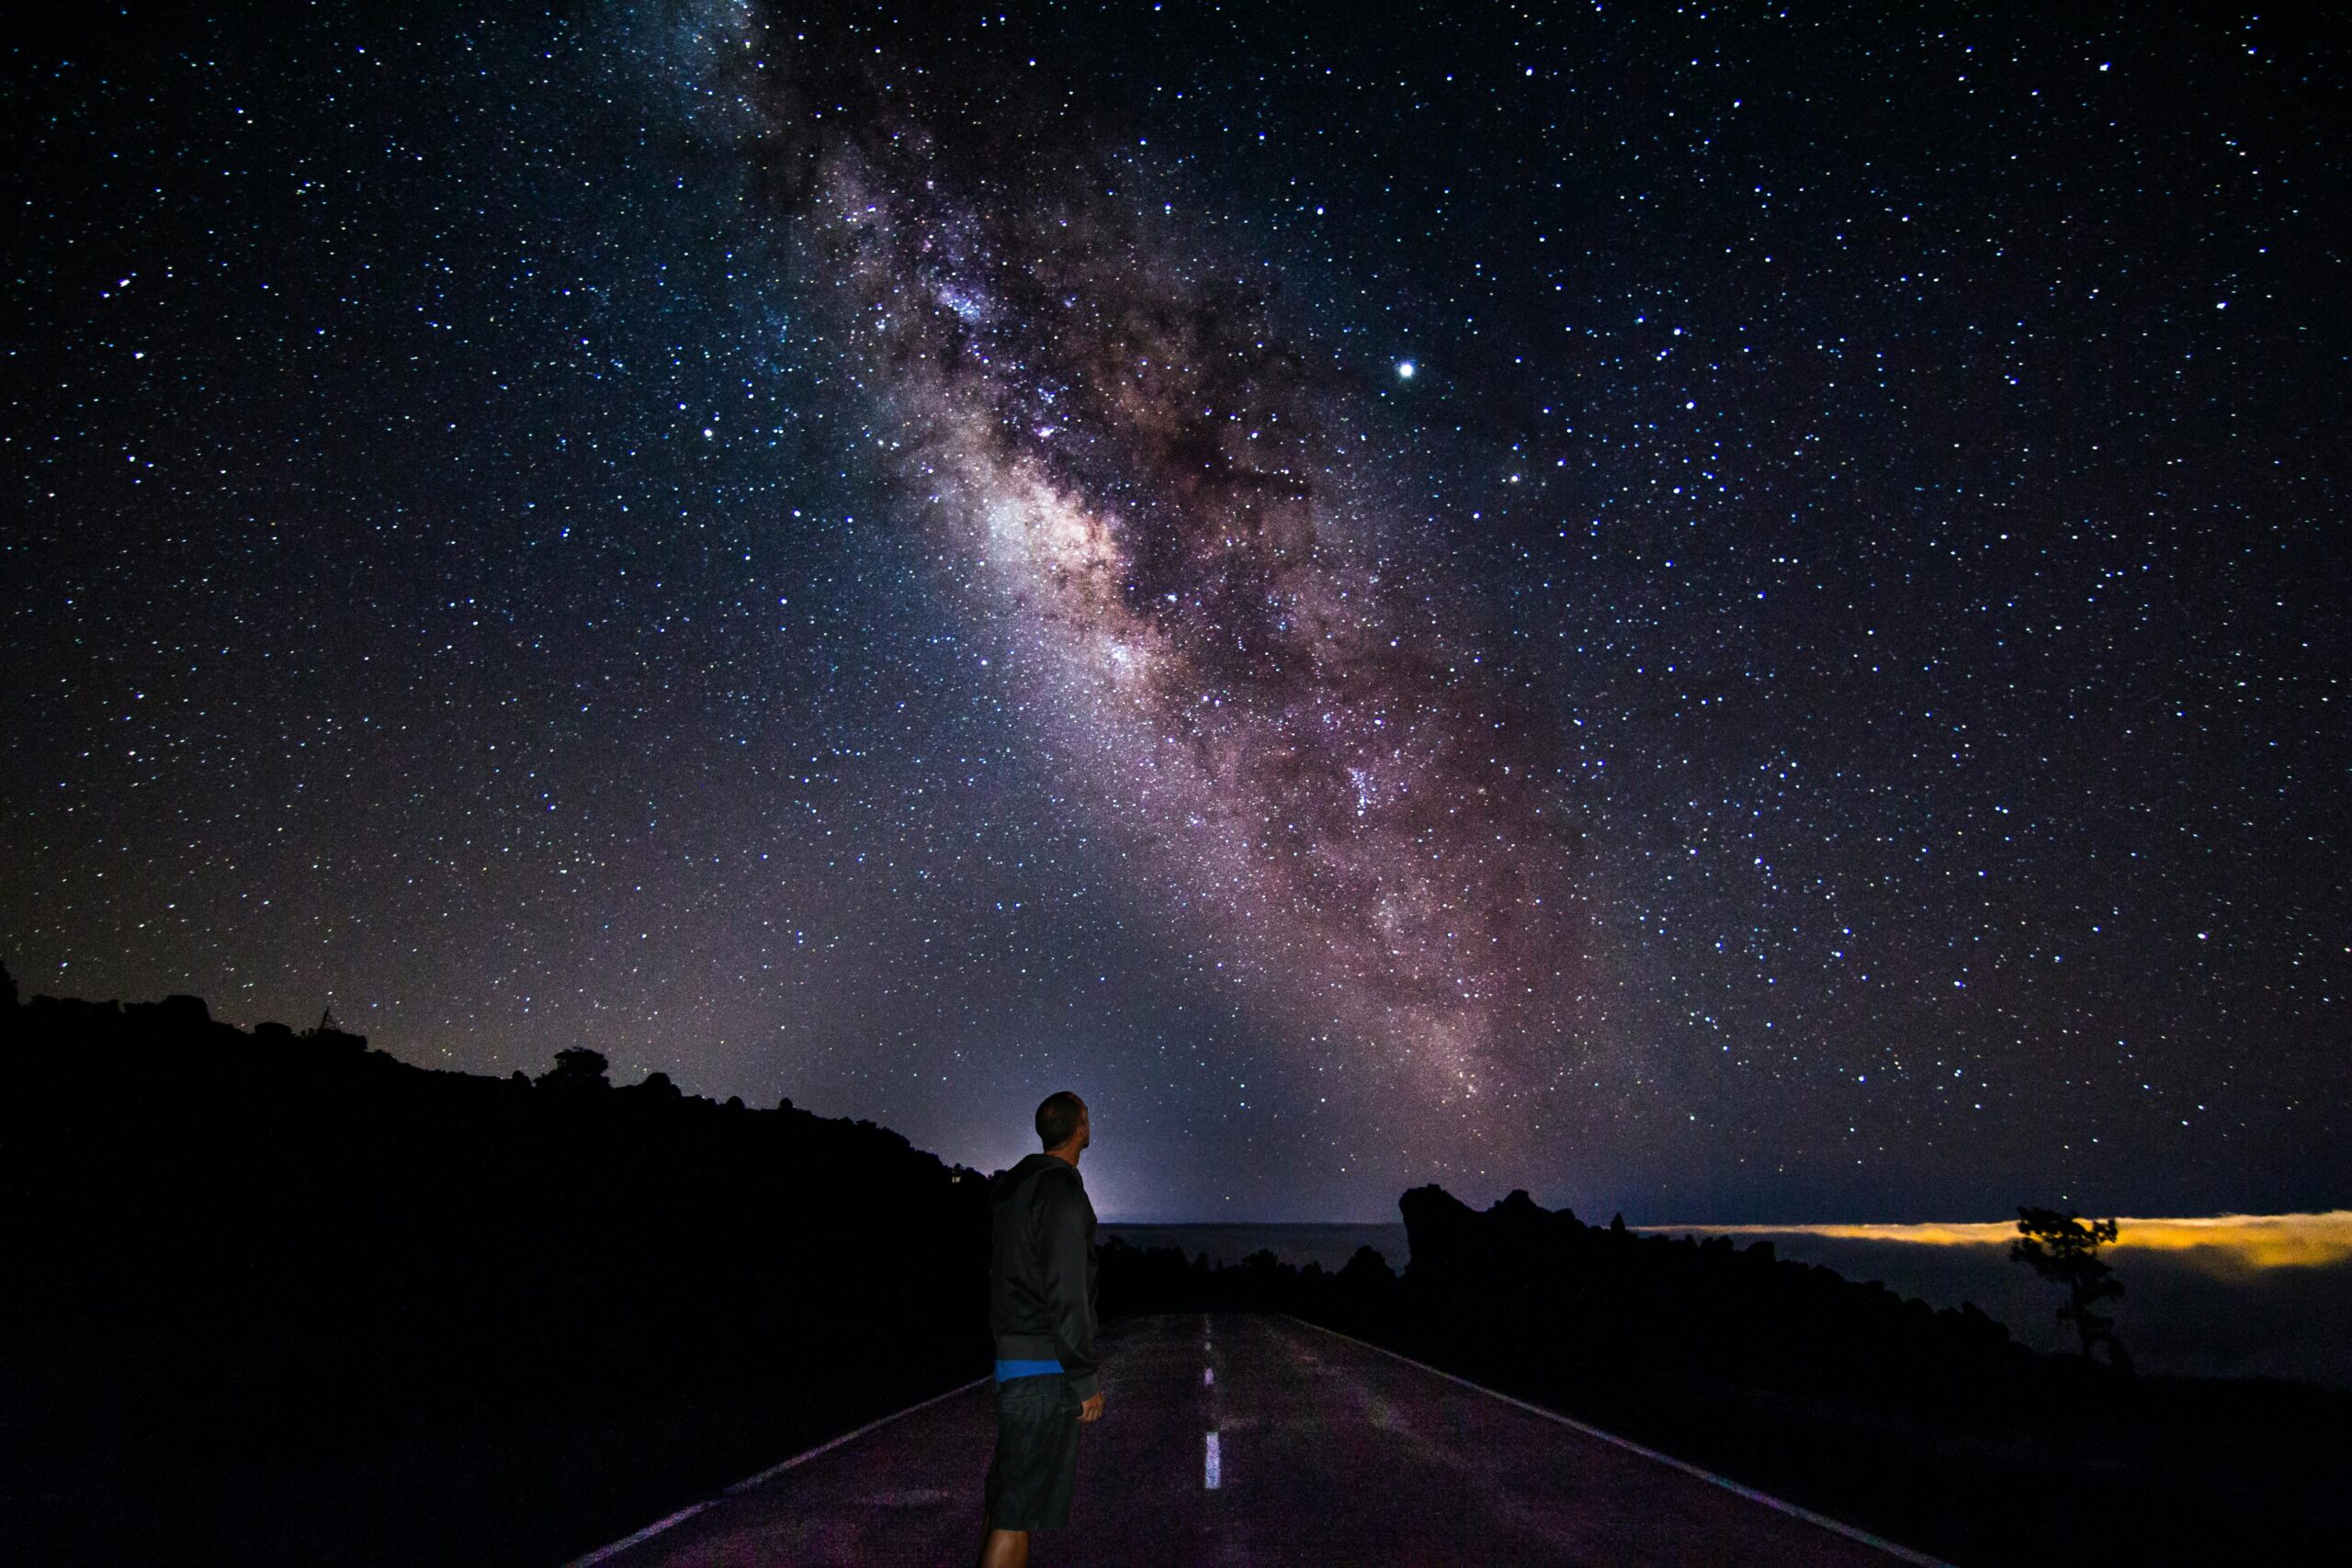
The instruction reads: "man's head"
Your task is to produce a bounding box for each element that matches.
[1035,1090,1090,1156]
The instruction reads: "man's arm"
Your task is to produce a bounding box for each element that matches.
[1039,1172,1100,1401]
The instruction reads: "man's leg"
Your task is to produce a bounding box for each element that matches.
[979,1372,1066,1565]
[977,1523,1028,1568]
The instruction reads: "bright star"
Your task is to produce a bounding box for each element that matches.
[1396,360,1416,380]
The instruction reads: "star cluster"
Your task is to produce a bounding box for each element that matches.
[3,2,2344,1221]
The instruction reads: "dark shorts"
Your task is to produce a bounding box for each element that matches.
[983,1371,1081,1531]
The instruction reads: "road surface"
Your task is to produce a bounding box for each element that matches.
[575,1312,1943,1567]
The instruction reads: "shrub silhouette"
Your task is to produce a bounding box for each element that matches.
[537,1044,612,1091]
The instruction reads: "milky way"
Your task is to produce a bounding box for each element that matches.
[693,6,1605,1128]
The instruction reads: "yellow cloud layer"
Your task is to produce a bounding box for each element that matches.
[1645,1213,2352,1269]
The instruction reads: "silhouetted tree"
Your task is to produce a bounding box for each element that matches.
[538,1046,612,1091]
[1,957,18,1010]
[2012,1206,2130,1369]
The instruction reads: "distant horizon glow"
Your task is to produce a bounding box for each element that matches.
[1642,1213,2352,1271]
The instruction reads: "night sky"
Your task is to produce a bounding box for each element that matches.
[6,3,2345,1222]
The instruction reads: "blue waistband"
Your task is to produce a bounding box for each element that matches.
[994,1358,1063,1382]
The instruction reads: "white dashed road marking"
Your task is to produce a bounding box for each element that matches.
[1203,1316,1221,1490]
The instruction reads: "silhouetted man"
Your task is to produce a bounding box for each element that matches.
[978,1091,1101,1568]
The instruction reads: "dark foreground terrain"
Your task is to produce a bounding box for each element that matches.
[5,976,2348,1565]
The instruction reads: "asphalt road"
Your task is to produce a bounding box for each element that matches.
[575,1312,1942,1567]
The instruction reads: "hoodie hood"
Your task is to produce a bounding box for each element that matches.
[991,1151,1072,1206]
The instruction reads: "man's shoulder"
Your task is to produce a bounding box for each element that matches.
[1032,1159,1091,1206]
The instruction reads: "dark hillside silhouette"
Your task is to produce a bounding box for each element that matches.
[0,979,990,1567]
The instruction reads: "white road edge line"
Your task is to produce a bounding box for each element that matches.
[1284,1314,1954,1568]
[561,1374,990,1567]
[1204,1430,1222,1489]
